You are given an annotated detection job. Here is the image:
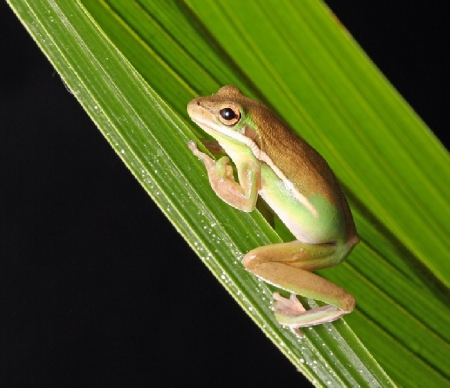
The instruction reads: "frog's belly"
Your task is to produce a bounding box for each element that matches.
[259,177,345,244]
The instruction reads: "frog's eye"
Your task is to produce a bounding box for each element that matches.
[219,105,241,126]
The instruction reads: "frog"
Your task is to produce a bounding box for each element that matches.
[187,85,359,333]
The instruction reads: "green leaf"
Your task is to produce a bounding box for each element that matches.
[7,0,449,386]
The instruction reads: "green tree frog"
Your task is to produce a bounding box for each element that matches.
[187,86,359,334]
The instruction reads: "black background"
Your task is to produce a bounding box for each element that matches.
[1,1,447,387]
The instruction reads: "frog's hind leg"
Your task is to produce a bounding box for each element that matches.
[243,240,355,331]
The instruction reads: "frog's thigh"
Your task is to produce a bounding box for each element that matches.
[243,241,354,311]
[243,240,338,269]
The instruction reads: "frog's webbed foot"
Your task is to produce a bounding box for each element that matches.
[272,293,307,337]
[188,141,234,179]
[188,141,211,163]
[272,293,306,316]
[272,292,350,337]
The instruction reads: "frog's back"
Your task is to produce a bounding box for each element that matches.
[252,106,357,244]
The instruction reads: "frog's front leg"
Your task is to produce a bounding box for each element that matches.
[189,141,259,212]
[243,241,355,334]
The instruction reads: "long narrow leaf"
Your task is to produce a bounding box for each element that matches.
[7,0,449,386]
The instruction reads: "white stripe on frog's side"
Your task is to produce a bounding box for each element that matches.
[191,115,318,218]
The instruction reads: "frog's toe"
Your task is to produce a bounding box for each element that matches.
[272,293,306,316]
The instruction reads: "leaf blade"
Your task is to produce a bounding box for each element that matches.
[7,0,449,386]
